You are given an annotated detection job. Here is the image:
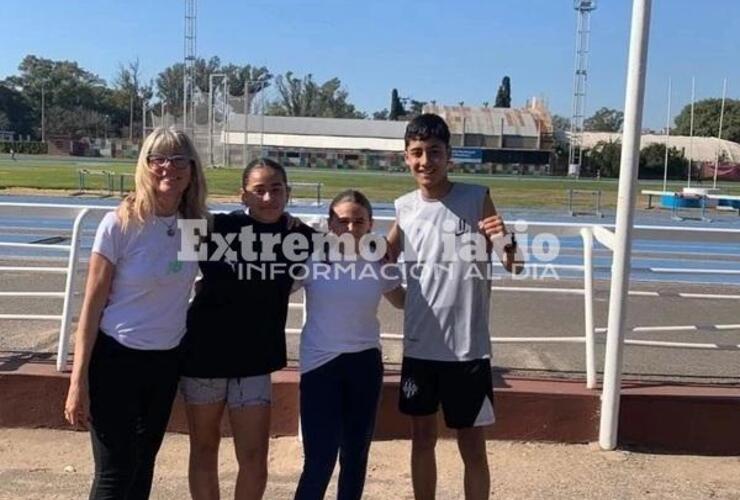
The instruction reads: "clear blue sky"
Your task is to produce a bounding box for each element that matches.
[2,0,738,128]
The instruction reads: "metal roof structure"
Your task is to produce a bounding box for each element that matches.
[577,131,740,162]
[422,105,541,137]
[228,114,407,139]
[223,109,545,152]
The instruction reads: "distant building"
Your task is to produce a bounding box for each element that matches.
[220,100,557,174]
[423,100,555,174]
[576,131,740,163]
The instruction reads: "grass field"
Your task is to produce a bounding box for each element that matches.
[1,156,739,208]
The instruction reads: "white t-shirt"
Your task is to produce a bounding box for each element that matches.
[92,211,199,350]
[295,258,401,374]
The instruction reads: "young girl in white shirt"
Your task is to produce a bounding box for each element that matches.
[293,190,404,500]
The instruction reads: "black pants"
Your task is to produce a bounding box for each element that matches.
[88,333,179,500]
[295,348,383,500]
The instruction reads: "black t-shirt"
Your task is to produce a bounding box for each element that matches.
[180,211,315,378]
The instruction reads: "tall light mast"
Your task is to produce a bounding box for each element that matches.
[183,0,197,133]
[568,0,597,177]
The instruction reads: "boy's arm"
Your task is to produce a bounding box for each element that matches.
[478,194,524,274]
[383,285,406,309]
[385,221,402,263]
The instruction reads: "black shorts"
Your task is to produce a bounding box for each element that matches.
[398,357,495,429]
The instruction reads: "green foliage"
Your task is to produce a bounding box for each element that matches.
[389,88,405,120]
[267,72,365,118]
[0,141,48,154]
[154,63,185,119]
[406,100,426,118]
[2,55,114,139]
[584,107,623,132]
[584,140,622,177]
[0,83,34,136]
[494,76,511,108]
[638,143,688,180]
[154,58,272,118]
[673,98,740,143]
[373,109,389,120]
[585,141,691,179]
[551,114,570,133]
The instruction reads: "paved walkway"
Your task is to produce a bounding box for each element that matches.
[1,429,739,499]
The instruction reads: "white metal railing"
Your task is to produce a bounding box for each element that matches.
[1,203,739,443]
[1,204,739,376]
[285,214,740,392]
[0,202,111,370]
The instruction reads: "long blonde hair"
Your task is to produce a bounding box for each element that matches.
[117,127,208,229]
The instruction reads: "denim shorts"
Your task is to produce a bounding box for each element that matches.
[180,374,271,408]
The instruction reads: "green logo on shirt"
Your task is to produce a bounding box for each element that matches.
[167,261,183,274]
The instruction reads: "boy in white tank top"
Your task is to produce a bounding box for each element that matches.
[388,113,523,499]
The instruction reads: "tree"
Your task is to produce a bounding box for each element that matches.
[219,64,272,98]
[114,59,144,140]
[155,58,273,117]
[155,63,185,118]
[405,99,426,119]
[3,55,111,138]
[584,107,623,132]
[673,98,740,144]
[494,76,511,108]
[267,72,365,118]
[639,143,688,180]
[373,109,389,120]
[389,88,406,120]
[584,140,621,177]
[0,111,10,130]
[551,114,571,133]
[0,83,34,136]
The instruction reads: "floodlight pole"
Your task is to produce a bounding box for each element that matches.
[599,0,652,451]
[247,80,249,168]
[208,73,226,166]
[688,77,695,188]
[41,83,46,143]
[142,99,147,140]
[224,78,231,167]
[246,80,267,157]
[260,84,265,154]
[662,78,671,192]
[713,78,728,189]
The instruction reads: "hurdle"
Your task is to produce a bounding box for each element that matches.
[567,189,604,217]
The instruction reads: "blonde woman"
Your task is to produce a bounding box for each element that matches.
[64,128,208,499]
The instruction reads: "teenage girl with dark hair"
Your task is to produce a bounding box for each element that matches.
[293,189,405,500]
[180,158,314,500]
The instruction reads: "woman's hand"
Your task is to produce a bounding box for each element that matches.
[64,378,90,429]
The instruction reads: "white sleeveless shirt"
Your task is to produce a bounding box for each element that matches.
[395,183,492,361]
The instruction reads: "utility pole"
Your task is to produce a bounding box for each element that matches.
[41,83,46,143]
[129,93,134,142]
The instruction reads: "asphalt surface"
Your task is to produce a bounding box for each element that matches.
[1,263,738,384]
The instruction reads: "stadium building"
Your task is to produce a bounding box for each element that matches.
[220,100,557,174]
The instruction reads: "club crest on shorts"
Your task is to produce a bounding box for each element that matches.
[402,377,418,399]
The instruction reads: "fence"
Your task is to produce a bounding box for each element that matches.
[0,203,738,434]
[148,81,276,168]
